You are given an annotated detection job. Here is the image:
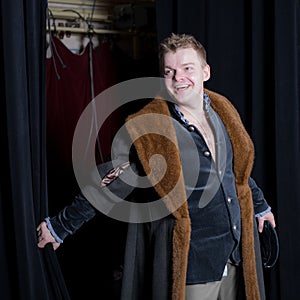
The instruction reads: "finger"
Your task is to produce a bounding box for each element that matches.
[37,221,46,231]
[37,240,45,248]
[258,219,264,233]
[40,221,47,229]
[53,243,60,251]
[271,219,276,228]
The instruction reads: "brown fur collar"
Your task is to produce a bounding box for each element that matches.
[206,89,259,300]
[125,89,260,300]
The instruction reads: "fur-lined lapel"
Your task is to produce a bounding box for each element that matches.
[206,89,259,300]
[125,98,189,219]
[125,98,191,300]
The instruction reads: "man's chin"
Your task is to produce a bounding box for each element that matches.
[171,93,191,104]
[163,89,194,104]
[162,90,179,103]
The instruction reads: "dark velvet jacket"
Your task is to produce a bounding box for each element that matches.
[50,89,267,300]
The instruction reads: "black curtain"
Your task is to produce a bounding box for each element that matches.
[1,0,299,299]
[156,0,300,299]
[0,0,70,299]
[273,1,300,299]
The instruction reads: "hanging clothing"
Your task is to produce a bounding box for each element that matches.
[46,36,120,170]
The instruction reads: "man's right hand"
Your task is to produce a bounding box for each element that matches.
[37,221,60,250]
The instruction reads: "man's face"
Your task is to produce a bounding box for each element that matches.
[163,47,210,105]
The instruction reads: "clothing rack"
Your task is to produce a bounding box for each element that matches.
[49,0,154,5]
[47,0,156,59]
[47,0,155,36]
[49,25,133,35]
[48,0,113,28]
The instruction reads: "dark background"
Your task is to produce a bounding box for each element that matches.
[1,0,299,299]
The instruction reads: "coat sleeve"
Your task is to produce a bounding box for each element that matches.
[48,192,97,241]
[47,131,143,242]
[249,176,271,215]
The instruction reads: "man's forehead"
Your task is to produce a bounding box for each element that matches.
[164,47,197,55]
[163,48,200,65]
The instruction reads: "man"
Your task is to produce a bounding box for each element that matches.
[37,33,275,300]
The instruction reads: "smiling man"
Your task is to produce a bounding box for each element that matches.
[156,33,275,300]
[37,33,276,300]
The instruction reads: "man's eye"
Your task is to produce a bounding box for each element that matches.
[164,70,173,76]
[185,66,193,71]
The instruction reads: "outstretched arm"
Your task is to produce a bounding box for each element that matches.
[36,131,139,250]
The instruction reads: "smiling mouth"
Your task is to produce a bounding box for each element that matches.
[174,84,190,91]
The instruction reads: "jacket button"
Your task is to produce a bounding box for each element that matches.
[227,197,232,203]
[233,225,237,230]
[204,151,210,157]
[188,125,195,132]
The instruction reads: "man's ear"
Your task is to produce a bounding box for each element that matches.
[203,64,211,82]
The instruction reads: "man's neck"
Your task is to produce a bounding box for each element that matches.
[177,96,205,119]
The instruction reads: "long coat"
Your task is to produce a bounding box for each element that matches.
[120,89,265,300]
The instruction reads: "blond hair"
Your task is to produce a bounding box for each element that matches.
[159,33,207,71]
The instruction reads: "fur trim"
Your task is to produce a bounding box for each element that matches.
[206,89,259,299]
[125,98,191,299]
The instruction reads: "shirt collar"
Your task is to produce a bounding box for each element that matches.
[173,92,211,124]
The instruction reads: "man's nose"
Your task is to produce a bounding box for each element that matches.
[174,69,185,81]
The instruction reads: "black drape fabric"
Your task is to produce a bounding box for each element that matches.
[156,0,300,299]
[0,0,70,299]
[272,1,300,299]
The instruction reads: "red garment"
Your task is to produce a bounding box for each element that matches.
[46,36,120,169]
